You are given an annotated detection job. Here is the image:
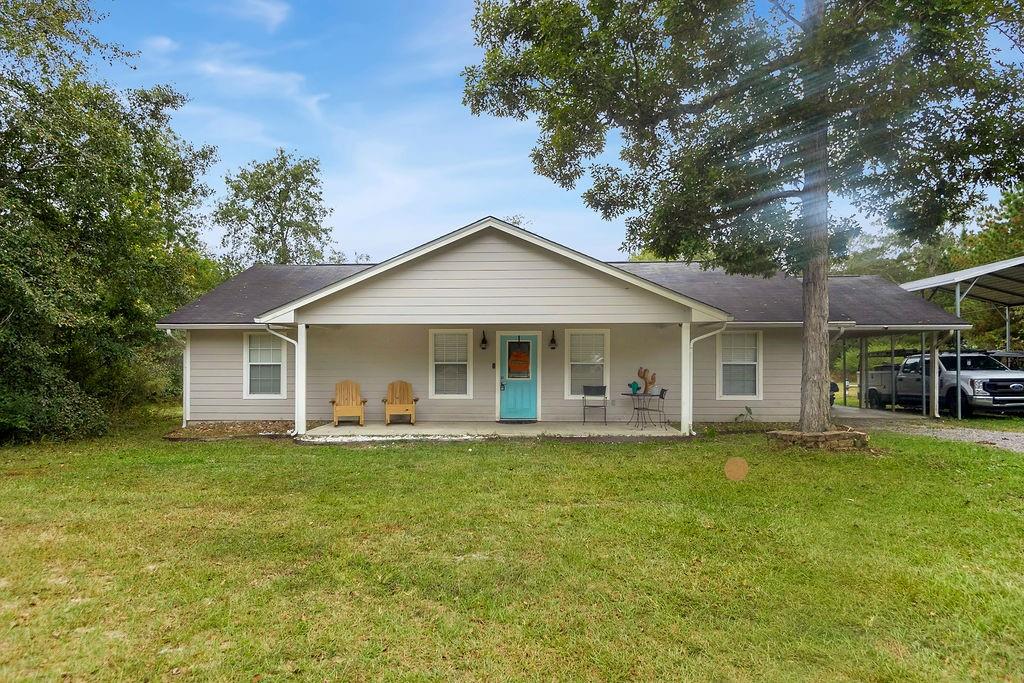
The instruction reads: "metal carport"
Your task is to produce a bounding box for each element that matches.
[901,254,1024,418]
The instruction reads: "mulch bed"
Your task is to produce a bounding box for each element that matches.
[165,421,318,442]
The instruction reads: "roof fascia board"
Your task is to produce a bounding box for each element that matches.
[156,323,277,330]
[255,217,732,323]
[724,321,970,330]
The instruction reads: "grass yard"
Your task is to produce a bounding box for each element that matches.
[2,413,1023,680]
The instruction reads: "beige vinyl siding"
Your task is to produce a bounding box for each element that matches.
[297,230,691,325]
[693,328,802,422]
[190,330,295,421]
[186,326,802,424]
[304,324,684,423]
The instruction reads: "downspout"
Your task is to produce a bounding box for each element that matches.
[264,325,299,434]
[687,323,728,435]
[164,329,189,427]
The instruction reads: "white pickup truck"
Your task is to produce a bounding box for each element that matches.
[866,352,1024,417]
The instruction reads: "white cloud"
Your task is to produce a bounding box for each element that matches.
[175,103,284,150]
[221,0,290,31]
[142,35,179,54]
[195,57,327,118]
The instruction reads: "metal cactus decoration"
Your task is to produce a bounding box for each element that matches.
[637,367,656,394]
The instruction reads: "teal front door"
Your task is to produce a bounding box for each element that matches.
[499,333,538,421]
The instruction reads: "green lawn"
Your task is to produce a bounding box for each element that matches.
[2,414,1023,680]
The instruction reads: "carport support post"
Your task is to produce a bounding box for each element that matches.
[955,282,962,419]
[889,336,896,412]
[1007,306,1012,351]
[680,323,692,434]
[295,323,307,435]
[859,337,868,408]
[920,332,926,416]
[841,338,848,406]
[930,332,940,418]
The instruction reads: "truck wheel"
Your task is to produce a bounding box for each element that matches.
[945,389,974,418]
[868,389,884,409]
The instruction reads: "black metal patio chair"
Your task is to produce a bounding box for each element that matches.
[582,385,607,424]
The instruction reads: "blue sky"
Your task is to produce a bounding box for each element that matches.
[92,0,636,261]
[91,1,1010,263]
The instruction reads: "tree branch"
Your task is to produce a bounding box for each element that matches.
[718,187,806,220]
[769,0,808,32]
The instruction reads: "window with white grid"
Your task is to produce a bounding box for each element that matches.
[429,329,472,398]
[718,331,761,399]
[243,333,285,398]
[565,329,609,398]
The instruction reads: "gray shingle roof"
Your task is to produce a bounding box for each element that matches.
[616,262,965,326]
[158,264,371,325]
[158,260,965,327]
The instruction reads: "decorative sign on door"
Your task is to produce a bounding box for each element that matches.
[507,340,532,379]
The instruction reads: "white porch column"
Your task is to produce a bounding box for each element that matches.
[295,323,307,434]
[182,330,191,428]
[680,323,692,434]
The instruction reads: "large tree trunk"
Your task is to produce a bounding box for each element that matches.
[798,0,832,433]
[799,165,832,433]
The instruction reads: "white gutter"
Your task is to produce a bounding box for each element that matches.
[157,323,269,330]
[849,324,972,332]
[264,324,297,347]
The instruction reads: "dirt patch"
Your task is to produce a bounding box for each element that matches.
[165,421,323,441]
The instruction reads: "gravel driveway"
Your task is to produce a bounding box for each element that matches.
[835,414,1024,453]
[899,426,1024,453]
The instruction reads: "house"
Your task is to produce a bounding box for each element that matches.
[157,217,967,434]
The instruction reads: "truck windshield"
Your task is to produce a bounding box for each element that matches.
[939,355,1008,371]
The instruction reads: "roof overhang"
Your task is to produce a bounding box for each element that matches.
[156,323,288,330]
[722,321,970,331]
[253,217,733,324]
[901,254,1024,307]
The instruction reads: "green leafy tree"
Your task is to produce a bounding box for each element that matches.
[215,148,340,271]
[464,0,1024,432]
[951,189,1024,271]
[948,189,1024,349]
[0,0,221,441]
[835,231,956,284]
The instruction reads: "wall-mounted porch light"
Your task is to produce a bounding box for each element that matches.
[548,330,558,350]
[480,330,489,350]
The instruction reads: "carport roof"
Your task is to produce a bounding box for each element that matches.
[900,255,1024,307]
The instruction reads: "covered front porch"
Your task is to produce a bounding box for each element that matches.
[285,322,707,435]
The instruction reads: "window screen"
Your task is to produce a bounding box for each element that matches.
[569,331,607,397]
[433,331,469,396]
[247,334,283,396]
[720,332,758,397]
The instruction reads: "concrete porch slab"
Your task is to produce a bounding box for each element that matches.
[297,421,684,443]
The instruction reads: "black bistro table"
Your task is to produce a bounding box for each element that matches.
[622,392,660,429]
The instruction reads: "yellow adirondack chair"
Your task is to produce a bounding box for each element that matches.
[382,380,418,425]
[330,380,366,426]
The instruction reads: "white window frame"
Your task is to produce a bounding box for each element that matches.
[564,328,610,399]
[428,328,474,399]
[242,332,287,399]
[716,330,763,401]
